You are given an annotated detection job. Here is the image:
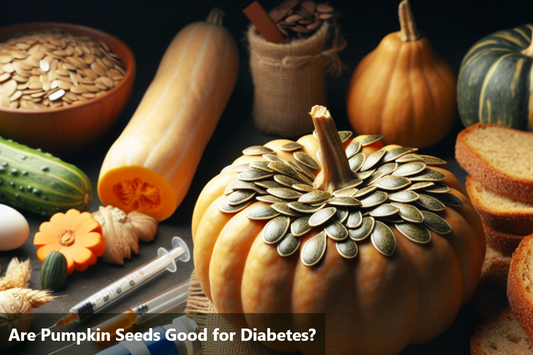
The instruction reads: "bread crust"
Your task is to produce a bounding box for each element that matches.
[484,223,527,257]
[508,234,533,342]
[456,123,533,204]
[466,176,533,235]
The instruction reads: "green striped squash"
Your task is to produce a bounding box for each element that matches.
[0,136,92,216]
[458,24,533,130]
[41,251,68,291]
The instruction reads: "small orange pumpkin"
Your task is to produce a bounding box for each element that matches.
[34,209,105,274]
[192,106,484,355]
[346,0,456,149]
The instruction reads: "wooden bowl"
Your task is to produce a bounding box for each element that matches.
[0,22,135,155]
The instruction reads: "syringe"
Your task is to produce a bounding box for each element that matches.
[52,236,190,329]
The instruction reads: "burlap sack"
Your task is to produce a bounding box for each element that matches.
[248,22,344,137]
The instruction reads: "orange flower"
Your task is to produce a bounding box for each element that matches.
[34,209,105,274]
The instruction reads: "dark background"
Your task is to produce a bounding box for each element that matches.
[1,0,532,354]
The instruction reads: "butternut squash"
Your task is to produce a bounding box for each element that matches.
[98,8,239,221]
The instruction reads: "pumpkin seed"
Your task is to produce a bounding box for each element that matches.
[395,154,425,163]
[294,160,316,175]
[424,182,450,194]
[395,223,431,244]
[336,208,349,223]
[345,140,361,159]
[381,217,405,224]
[299,190,331,204]
[410,168,447,182]
[407,182,435,191]
[360,191,388,208]
[290,161,316,181]
[263,154,284,162]
[377,162,399,175]
[429,192,463,207]
[338,131,353,143]
[243,145,275,156]
[416,194,446,212]
[247,205,280,220]
[354,170,375,180]
[272,202,302,217]
[294,151,319,169]
[280,142,303,152]
[388,190,419,203]
[292,183,316,192]
[361,149,385,171]
[277,233,301,257]
[419,155,447,165]
[324,220,349,241]
[336,239,358,259]
[296,172,315,186]
[225,180,267,195]
[256,195,288,204]
[262,216,290,244]
[392,162,426,177]
[268,161,301,180]
[374,176,411,190]
[221,163,250,173]
[360,134,384,146]
[274,174,302,188]
[369,203,399,218]
[267,187,303,200]
[366,171,385,185]
[309,207,337,227]
[250,161,274,172]
[288,201,326,213]
[348,216,375,241]
[371,221,396,256]
[422,211,452,234]
[391,202,424,223]
[238,169,273,181]
[382,147,418,162]
[349,153,365,172]
[291,215,312,236]
[227,190,256,206]
[301,231,327,266]
[255,180,283,189]
[347,210,363,228]
[328,196,362,207]
[333,187,357,197]
[218,199,251,213]
[353,185,377,198]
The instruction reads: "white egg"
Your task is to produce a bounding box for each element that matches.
[0,204,30,251]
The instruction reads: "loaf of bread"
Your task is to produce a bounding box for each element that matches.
[456,123,533,204]
[466,176,533,235]
[484,224,527,257]
[508,234,533,342]
[471,307,533,354]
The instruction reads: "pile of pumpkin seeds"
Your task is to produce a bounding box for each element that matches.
[219,131,462,267]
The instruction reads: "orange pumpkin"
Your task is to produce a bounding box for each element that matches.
[346,0,456,149]
[192,106,484,355]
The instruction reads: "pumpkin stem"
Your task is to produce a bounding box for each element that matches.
[59,230,76,246]
[310,106,357,193]
[398,0,420,42]
[206,7,225,26]
[522,37,533,57]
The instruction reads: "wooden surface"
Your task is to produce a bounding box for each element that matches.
[1,1,532,354]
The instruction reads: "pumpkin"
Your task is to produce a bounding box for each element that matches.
[98,8,239,221]
[34,209,105,274]
[346,0,456,149]
[458,24,533,130]
[192,106,485,355]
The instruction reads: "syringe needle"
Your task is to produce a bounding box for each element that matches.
[35,324,55,338]
[46,341,76,355]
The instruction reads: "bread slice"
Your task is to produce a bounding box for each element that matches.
[456,123,533,204]
[508,234,533,342]
[484,223,527,257]
[466,176,533,236]
[471,307,533,354]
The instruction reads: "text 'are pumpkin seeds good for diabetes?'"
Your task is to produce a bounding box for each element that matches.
[0,29,125,109]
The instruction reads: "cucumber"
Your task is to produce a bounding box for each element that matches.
[0,136,92,216]
[41,251,68,291]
